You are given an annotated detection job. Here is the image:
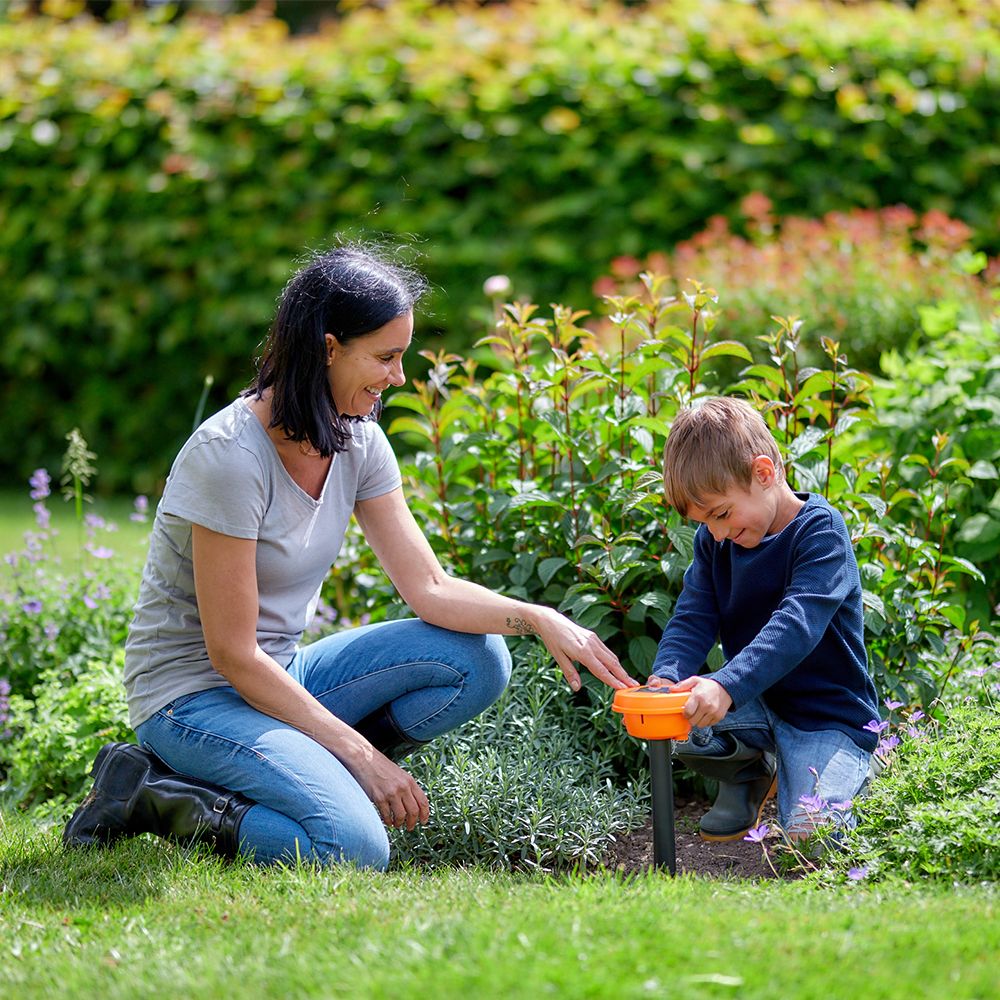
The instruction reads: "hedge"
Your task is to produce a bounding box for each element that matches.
[1,0,998,491]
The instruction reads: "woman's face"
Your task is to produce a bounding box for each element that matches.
[326,312,413,417]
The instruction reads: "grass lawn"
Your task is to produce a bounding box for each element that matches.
[1,813,997,1000]
[0,489,151,570]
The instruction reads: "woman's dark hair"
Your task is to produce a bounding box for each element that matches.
[245,243,428,456]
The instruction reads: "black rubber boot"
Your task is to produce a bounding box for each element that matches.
[63,743,254,859]
[353,705,427,762]
[676,737,777,842]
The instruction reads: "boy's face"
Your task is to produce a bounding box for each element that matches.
[684,457,791,548]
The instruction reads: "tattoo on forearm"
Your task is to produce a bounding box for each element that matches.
[506,616,537,635]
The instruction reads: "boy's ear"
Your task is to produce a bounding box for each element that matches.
[751,455,777,486]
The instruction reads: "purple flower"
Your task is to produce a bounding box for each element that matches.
[907,725,921,738]
[909,710,925,723]
[84,512,106,531]
[29,468,50,500]
[970,667,987,678]
[744,824,769,843]
[44,622,59,641]
[863,719,889,734]
[86,545,114,560]
[129,495,149,523]
[829,799,853,812]
[847,866,869,881]
[0,678,10,697]
[94,583,111,601]
[33,502,50,529]
[876,735,901,757]
[83,594,98,610]
[799,793,827,813]
[883,698,904,711]
[21,599,42,614]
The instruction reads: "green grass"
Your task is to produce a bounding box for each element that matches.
[1,813,997,1000]
[0,489,151,570]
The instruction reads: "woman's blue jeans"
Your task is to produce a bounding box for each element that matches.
[134,619,512,870]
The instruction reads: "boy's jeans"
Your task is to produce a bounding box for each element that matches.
[135,619,512,869]
[684,696,875,834]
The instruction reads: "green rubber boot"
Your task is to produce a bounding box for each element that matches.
[676,737,777,842]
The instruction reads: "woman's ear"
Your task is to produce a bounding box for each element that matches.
[324,333,337,367]
[751,455,777,486]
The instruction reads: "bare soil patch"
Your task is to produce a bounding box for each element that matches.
[606,795,792,880]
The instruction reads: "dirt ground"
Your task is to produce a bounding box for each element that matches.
[605,795,787,880]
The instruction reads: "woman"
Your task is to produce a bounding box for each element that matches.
[65,244,636,869]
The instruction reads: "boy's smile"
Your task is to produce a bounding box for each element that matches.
[686,457,804,548]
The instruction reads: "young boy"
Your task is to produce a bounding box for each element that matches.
[649,396,880,841]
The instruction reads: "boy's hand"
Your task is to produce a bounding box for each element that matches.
[647,674,733,727]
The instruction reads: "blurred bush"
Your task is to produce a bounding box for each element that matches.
[2,0,999,490]
[593,197,996,373]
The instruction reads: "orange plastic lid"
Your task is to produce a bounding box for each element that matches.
[612,686,691,740]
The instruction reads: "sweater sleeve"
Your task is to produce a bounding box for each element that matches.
[711,509,854,708]
[651,527,719,682]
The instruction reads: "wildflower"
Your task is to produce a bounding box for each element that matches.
[909,710,925,723]
[84,512,106,530]
[799,793,827,813]
[130,495,149,523]
[483,274,512,297]
[94,583,111,601]
[876,735,901,758]
[83,594,98,610]
[970,667,987,678]
[29,468,51,501]
[87,545,115,560]
[21,599,42,614]
[883,698,904,711]
[847,866,869,881]
[33,502,51,530]
[44,622,59,642]
[829,799,853,812]
[863,719,889,734]
[744,824,769,843]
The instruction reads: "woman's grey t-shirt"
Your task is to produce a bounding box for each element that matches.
[123,397,402,728]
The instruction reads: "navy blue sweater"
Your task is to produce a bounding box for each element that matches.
[652,493,879,752]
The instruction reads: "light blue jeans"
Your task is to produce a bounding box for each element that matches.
[686,696,875,834]
[135,619,512,869]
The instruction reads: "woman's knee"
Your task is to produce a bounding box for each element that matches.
[312,813,390,872]
[467,632,512,708]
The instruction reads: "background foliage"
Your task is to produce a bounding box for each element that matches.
[2,0,999,489]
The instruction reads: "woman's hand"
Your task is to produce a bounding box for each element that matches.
[532,606,639,692]
[349,747,430,831]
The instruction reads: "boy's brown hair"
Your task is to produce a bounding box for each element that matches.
[662,397,783,515]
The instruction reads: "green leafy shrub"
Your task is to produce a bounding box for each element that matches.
[828,704,1000,883]
[868,303,1000,620]
[2,0,1000,489]
[0,652,132,812]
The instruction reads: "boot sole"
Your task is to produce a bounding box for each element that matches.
[699,775,778,843]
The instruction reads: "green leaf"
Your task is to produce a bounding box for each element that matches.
[538,556,569,586]
[667,524,696,561]
[386,415,434,439]
[627,635,658,674]
[967,460,998,480]
[698,340,753,363]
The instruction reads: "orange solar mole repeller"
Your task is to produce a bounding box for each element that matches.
[612,686,691,874]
